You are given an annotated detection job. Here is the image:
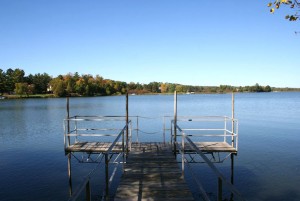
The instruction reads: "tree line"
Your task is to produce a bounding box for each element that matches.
[0,68,283,97]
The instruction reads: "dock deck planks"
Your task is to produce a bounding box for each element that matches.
[65,141,237,153]
[179,141,237,153]
[114,142,195,201]
[65,142,124,153]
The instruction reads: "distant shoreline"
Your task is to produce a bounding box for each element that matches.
[1,90,300,100]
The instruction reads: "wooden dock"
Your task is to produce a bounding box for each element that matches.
[65,142,124,153]
[65,141,236,154]
[114,142,195,201]
[178,141,237,153]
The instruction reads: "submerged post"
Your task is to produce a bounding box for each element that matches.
[86,180,91,201]
[231,92,235,147]
[174,91,177,153]
[126,93,129,153]
[218,177,223,201]
[230,154,235,200]
[105,154,109,199]
[68,153,72,196]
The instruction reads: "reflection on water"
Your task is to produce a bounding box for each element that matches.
[0,93,300,200]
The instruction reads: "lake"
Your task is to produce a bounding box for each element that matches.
[0,92,299,201]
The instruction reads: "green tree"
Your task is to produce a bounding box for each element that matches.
[32,73,52,94]
[175,85,183,93]
[12,68,25,83]
[264,85,272,92]
[15,82,29,97]
[5,68,16,93]
[0,69,5,94]
[168,83,176,93]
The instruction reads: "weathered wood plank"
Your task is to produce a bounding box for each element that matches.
[65,142,124,153]
[114,142,195,201]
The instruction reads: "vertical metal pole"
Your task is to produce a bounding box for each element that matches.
[68,153,72,197]
[170,121,173,144]
[181,134,185,178]
[130,121,132,151]
[230,154,235,201]
[105,154,109,199]
[122,129,125,172]
[86,180,91,201]
[231,92,235,147]
[163,116,166,144]
[122,129,125,153]
[136,116,139,143]
[126,93,129,154]
[66,97,70,147]
[224,117,227,142]
[218,177,223,201]
[174,91,177,154]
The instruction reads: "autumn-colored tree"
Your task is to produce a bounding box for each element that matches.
[160,83,168,93]
[50,78,66,97]
[268,0,300,21]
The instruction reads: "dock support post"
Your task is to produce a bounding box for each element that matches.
[126,93,129,154]
[181,134,185,178]
[86,180,91,201]
[136,116,139,143]
[68,153,72,197]
[105,154,109,200]
[230,153,235,201]
[231,93,235,147]
[218,177,223,201]
[174,91,177,155]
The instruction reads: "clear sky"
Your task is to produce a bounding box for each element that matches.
[1,0,299,87]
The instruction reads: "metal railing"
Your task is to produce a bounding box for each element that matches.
[174,122,244,201]
[171,116,239,151]
[67,121,131,201]
[63,116,133,150]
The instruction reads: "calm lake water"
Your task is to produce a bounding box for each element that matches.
[0,92,299,201]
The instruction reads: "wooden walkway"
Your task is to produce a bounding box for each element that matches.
[114,142,195,201]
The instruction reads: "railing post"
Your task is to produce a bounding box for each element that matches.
[231,92,235,147]
[181,133,185,178]
[136,116,139,143]
[170,120,173,144]
[130,121,132,151]
[75,116,78,143]
[218,177,223,201]
[163,116,166,144]
[174,91,177,154]
[224,117,227,142]
[126,93,129,154]
[66,97,70,147]
[86,180,91,201]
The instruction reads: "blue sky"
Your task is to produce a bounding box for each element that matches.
[1,0,299,87]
